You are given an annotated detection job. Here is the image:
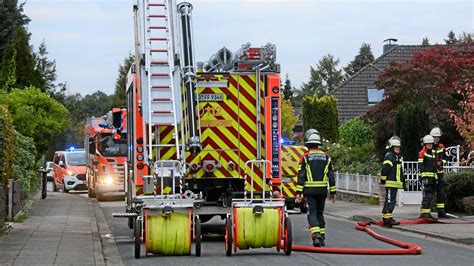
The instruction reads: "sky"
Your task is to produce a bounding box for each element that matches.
[24,0,473,96]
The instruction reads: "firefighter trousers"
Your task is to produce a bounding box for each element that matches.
[382,187,398,219]
[305,194,327,237]
[421,177,446,212]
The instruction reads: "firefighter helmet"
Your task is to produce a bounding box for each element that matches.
[304,129,320,142]
[305,129,321,145]
[422,135,435,144]
[430,127,442,137]
[388,136,401,148]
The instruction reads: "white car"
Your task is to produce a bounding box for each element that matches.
[45,161,54,181]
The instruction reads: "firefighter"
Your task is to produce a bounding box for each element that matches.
[418,135,438,219]
[295,129,336,247]
[380,136,405,228]
[430,127,447,218]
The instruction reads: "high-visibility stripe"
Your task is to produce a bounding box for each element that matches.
[418,159,424,162]
[320,228,326,234]
[304,181,328,187]
[383,160,393,166]
[323,157,331,183]
[383,213,393,218]
[420,172,436,177]
[436,203,445,209]
[305,157,313,182]
[310,226,320,233]
[396,164,401,183]
[296,185,304,192]
[329,186,336,192]
[380,175,387,180]
[421,208,431,214]
[385,180,403,188]
[424,153,434,158]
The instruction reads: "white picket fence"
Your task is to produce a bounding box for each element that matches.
[335,145,474,205]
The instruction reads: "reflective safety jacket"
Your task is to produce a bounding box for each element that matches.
[433,143,447,174]
[418,147,437,179]
[296,148,336,195]
[380,151,405,189]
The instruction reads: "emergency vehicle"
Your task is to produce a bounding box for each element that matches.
[52,148,87,192]
[85,108,127,201]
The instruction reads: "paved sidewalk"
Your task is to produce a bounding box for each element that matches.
[0,191,121,265]
[324,200,474,245]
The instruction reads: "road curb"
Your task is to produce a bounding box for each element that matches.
[89,200,106,265]
[93,200,124,265]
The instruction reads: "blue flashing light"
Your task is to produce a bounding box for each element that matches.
[99,123,109,128]
[68,147,75,151]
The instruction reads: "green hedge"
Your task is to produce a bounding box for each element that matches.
[0,104,14,187]
[445,172,474,214]
[302,95,339,142]
[12,130,37,198]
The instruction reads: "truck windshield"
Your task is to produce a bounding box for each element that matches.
[66,152,86,166]
[99,133,127,157]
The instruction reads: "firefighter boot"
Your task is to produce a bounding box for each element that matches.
[319,234,326,247]
[419,213,435,219]
[438,209,447,218]
[391,218,400,226]
[383,218,392,228]
[312,233,322,247]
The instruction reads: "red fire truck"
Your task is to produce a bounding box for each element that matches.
[85,108,127,201]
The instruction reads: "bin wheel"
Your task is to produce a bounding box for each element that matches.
[195,218,201,257]
[134,218,142,259]
[284,217,292,256]
[225,217,232,257]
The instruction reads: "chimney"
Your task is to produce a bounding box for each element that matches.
[383,38,398,53]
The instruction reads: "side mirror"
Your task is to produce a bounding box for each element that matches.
[59,161,65,168]
[89,141,96,155]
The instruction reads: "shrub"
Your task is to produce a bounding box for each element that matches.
[323,141,381,175]
[340,117,372,146]
[395,102,430,161]
[444,172,474,213]
[0,104,14,187]
[12,130,37,198]
[302,95,339,142]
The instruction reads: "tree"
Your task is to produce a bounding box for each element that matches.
[34,41,57,94]
[0,87,70,155]
[344,43,375,77]
[281,99,299,140]
[113,53,134,107]
[0,0,30,61]
[458,32,473,43]
[301,54,343,97]
[0,27,44,91]
[395,102,430,161]
[302,95,339,142]
[445,30,457,44]
[282,74,295,104]
[448,82,474,148]
[339,117,373,147]
[366,45,473,158]
[422,37,430,45]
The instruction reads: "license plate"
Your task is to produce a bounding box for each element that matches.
[197,93,224,102]
[282,177,291,183]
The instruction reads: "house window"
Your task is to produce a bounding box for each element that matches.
[367,87,384,107]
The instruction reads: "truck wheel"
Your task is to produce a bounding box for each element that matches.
[195,218,201,257]
[134,218,142,259]
[225,217,232,256]
[62,181,69,193]
[284,217,292,256]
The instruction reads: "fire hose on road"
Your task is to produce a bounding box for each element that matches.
[292,218,473,255]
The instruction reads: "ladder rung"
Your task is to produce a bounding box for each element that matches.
[148,15,167,18]
[149,38,168,41]
[152,98,172,102]
[150,49,168,53]
[151,85,171,89]
[149,26,168,30]
[151,73,170,77]
[153,123,174,126]
[153,111,173,114]
[148,3,166,7]
[151,61,169,65]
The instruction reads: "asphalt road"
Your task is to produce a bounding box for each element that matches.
[95,198,474,266]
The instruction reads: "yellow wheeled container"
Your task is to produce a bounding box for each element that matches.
[225,160,292,256]
[132,160,202,258]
